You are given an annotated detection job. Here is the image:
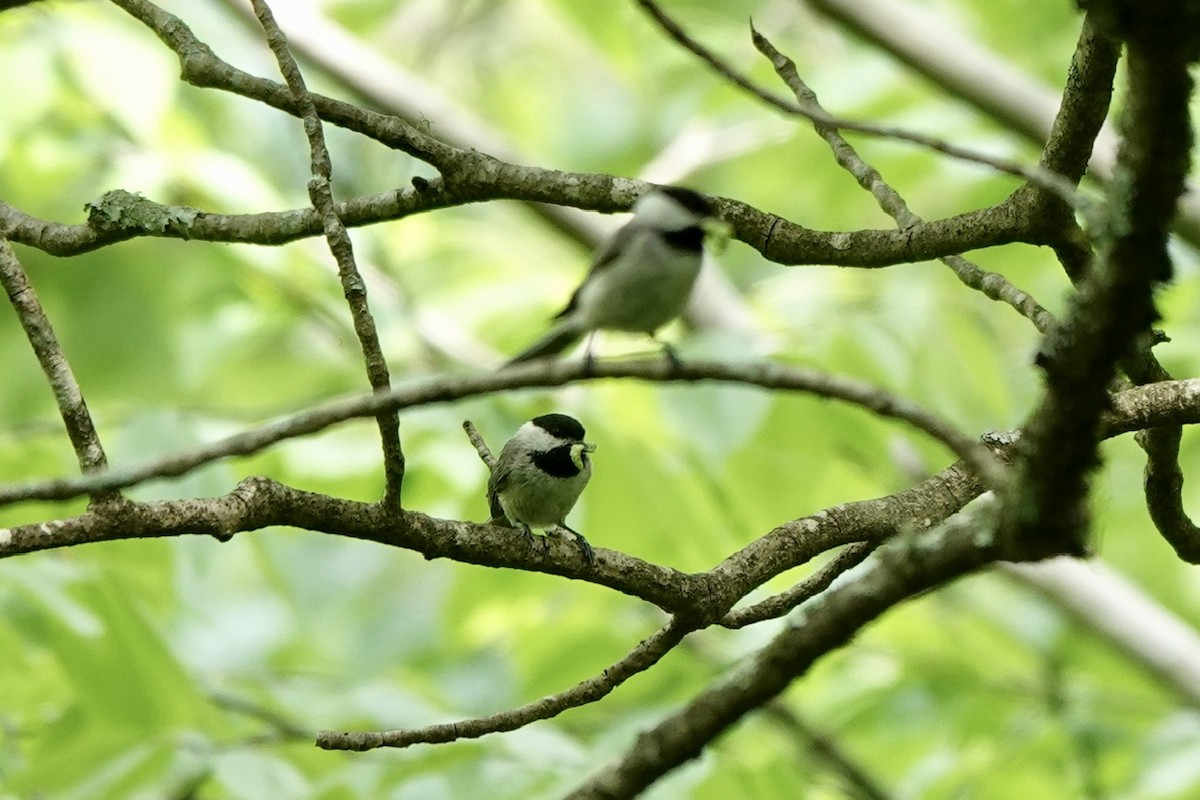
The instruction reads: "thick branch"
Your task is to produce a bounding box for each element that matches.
[1003,15,1196,557]
[565,498,1002,799]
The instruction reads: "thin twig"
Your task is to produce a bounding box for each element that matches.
[0,238,117,503]
[462,420,496,471]
[750,28,1057,336]
[764,704,896,800]
[249,0,406,507]
[317,616,695,751]
[0,358,1007,507]
[634,0,1084,209]
[721,542,878,628]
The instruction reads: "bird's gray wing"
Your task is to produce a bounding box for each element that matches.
[555,221,641,319]
[486,455,512,524]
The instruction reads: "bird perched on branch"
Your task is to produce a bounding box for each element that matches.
[506,186,721,365]
[487,413,597,563]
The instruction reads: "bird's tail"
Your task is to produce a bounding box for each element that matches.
[505,318,586,365]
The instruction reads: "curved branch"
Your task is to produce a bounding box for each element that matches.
[317,616,696,751]
[0,358,1002,508]
[564,497,1002,799]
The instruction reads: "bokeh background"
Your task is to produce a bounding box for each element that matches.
[2,1,1199,797]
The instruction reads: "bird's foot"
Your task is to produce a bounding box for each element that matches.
[518,524,539,554]
[662,342,683,371]
[560,524,595,565]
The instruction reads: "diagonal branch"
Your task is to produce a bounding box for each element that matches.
[720,542,878,629]
[250,0,405,507]
[0,238,116,504]
[634,0,1083,205]
[564,497,1003,799]
[317,616,696,751]
[750,27,1056,335]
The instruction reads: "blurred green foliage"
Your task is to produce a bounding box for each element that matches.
[1,1,1199,798]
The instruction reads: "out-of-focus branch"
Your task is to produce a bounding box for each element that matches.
[764,704,895,800]
[0,238,116,504]
[1004,558,1200,708]
[1002,9,1196,557]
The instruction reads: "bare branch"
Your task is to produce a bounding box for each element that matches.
[1137,424,1200,562]
[462,420,496,471]
[250,0,405,506]
[0,449,1007,627]
[317,617,695,751]
[750,27,1056,335]
[806,0,1200,249]
[720,542,877,629]
[634,0,1085,206]
[564,497,1002,799]
[0,238,115,502]
[0,358,1003,508]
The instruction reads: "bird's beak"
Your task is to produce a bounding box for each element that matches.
[701,216,733,254]
[571,441,596,471]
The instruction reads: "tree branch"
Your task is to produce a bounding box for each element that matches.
[750,27,1056,335]
[1003,8,1197,558]
[564,497,1003,799]
[250,0,405,507]
[635,0,1083,204]
[0,358,1002,508]
[0,238,116,503]
[317,616,696,751]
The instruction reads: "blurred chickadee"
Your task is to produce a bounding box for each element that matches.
[507,186,720,365]
[487,413,597,563]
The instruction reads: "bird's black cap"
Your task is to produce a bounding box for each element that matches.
[532,413,586,441]
[655,186,716,217]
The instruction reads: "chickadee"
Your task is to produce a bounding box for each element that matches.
[507,186,719,365]
[487,413,597,563]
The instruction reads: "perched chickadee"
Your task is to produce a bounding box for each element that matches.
[507,186,720,365]
[487,413,597,563]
